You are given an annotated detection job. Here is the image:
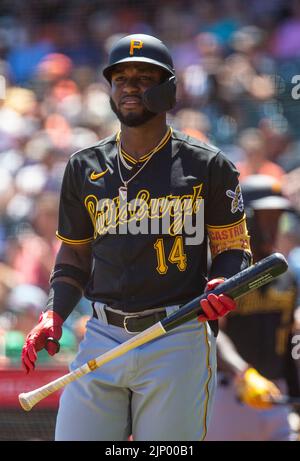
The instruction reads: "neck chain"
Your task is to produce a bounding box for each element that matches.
[116,127,171,201]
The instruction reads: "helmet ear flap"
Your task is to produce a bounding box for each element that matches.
[143,75,177,113]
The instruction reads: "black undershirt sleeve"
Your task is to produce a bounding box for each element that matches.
[45,281,83,321]
[209,249,252,280]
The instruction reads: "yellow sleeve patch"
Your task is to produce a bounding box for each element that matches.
[207,215,251,259]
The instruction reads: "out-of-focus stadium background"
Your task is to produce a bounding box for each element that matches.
[0,0,300,440]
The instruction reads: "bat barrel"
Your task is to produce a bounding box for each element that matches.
[219,252,288,299]
[162,252,288,332]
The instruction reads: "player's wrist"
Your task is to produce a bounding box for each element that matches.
[235,365,257,379]
[39,310,64,326]
[234,365,251,382]
[243,367,260,380]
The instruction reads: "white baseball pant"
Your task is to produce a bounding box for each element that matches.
[55,309,217,441]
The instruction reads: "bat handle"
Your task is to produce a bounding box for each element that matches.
[19,365,89,411]
[19,338,60,410]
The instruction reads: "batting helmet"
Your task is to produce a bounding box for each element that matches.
[103,34,176,113]
[241,175,292,254]
[241,175,292,211]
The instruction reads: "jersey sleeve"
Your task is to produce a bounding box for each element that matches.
[56,158,94,244]
[206,151,251,260]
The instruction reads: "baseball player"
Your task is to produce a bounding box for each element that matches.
[206,175,300,441]
[21,34,252,441]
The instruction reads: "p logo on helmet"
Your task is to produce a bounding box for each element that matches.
[130,39,143,56]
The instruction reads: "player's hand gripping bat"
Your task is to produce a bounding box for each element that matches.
[19,252,288,411]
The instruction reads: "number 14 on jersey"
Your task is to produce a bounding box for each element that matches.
[154,236,187,274]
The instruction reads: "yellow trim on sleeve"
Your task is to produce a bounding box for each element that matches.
[207,214,251,259]
[56,231,94,244]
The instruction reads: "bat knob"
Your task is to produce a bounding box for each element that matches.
[19,393,32,411]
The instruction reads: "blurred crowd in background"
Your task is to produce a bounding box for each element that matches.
[0,0,300,367]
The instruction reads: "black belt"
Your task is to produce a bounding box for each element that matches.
[92,306,168,333]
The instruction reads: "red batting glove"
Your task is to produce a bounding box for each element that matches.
[198,278,236,322]
[21,311,63,373]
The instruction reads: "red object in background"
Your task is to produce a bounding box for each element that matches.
[0,367,68,408]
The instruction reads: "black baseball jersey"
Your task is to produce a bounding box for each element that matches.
[57,128,251,312]
[225,271,298,381]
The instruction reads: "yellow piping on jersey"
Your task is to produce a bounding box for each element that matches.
[116,127,172,165]
[200,322,213,441]
[55,232,94,244]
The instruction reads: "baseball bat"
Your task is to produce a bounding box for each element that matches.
[19,252,288,411]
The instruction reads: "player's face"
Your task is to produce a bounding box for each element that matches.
[110,63,164,126]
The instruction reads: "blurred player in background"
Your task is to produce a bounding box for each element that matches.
[206,175,300,441]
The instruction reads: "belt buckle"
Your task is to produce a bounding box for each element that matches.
[123,314,140,334]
